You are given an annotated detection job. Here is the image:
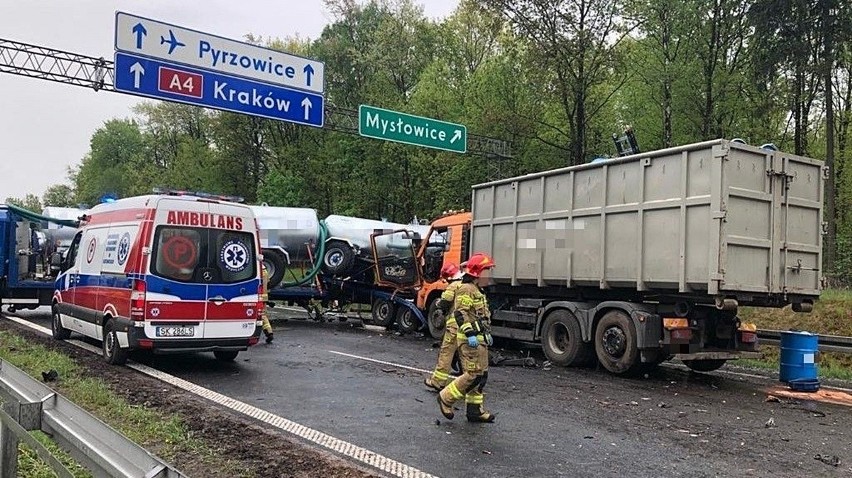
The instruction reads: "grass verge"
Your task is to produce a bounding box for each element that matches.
[732,345,852,381]
[0,331,246,478]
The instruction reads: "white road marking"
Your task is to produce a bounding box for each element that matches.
[3,314,438,478]
[328,350,433,374]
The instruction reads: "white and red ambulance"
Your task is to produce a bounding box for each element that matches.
[52,194,263,364]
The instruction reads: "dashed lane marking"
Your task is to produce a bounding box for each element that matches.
[3,314,438,478]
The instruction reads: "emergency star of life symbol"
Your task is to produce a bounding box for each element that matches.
[117,233,131,265]
[221,241,248,272]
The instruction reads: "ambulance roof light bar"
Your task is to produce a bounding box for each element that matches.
[152,187,245,203]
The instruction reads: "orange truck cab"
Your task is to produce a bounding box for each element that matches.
[414,211,471,338]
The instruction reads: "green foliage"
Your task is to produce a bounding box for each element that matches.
[5,194,43,212]
[42,184,75,208]
[59,0,852,277]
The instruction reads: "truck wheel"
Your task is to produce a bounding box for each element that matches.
[214,351,239,361]
[103,319,129,365]
[322,240,355,276]
[371,298,397,327]
[594,310,639,375]
[396,307,421,334]
[51,305,71,340]
[541,310,595,367]
[426,297,445,339]
[262,249,287,289]
[683,359,727,372]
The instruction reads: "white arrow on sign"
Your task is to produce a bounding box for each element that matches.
[450,130,462,144]
[129,62,145,89]
[301,97,312,120]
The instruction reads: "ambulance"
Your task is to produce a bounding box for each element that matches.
[52,194,263,365]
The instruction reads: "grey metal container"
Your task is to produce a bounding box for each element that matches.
[470,139,823,306]
[248,205,320,262]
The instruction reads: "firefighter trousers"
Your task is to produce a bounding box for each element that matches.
[439,337,490,412]
[428,319,459,387]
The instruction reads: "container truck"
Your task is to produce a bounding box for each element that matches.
[413,139,823,374]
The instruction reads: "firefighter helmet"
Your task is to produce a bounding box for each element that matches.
[440,263,463,281]
[462,252,495,278]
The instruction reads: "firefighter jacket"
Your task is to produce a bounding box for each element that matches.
[452,282,491,341]
[437,280,463,327]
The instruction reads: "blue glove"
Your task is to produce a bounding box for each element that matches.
[467,335,479,348]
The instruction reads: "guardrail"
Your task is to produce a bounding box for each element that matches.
[0,358,186,478]
[758,329,852,354]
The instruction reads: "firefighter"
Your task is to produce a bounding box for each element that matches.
[424,262,465,391]
[437,252,496,423]
[260,263,274,343]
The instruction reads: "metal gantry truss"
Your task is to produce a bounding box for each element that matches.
[0,38,513,161]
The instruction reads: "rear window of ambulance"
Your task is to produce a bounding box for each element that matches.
[151,226,256,284]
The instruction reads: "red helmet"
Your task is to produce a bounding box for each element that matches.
[440,263,463,281]
[462,252,495,278]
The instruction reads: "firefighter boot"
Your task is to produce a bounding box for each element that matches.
[424,378,443,392]
[466,403,496,423]
[437,395,455,420]
[265,332,274,344]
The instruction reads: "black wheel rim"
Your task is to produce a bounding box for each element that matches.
[602,326,626,358]
[429,309,444,330]
[400,310,414,329]
[264,258,276,278]
[549,323,570,354]
[377,302,390,320]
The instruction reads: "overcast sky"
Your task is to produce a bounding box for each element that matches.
[0,0,459,202]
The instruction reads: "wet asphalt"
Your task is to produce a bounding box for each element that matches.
[12,307,852,477]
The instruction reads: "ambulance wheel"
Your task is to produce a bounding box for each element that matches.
[103,319,129,366]
[214,350,239,362]
[371,298,396,327]
[51,304,71,340]
[594,310,640,375]
[263,249,287,289]
[427,297,445,340]
[322,241,355,276]
[396,307,421,334]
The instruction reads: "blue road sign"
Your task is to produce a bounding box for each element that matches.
[113,52,324,127]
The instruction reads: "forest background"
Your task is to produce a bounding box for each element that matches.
[7,0,852,282]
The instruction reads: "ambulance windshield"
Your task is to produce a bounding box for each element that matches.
[151,226,256,284]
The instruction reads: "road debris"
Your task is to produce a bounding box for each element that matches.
[764,417,776,428]
[482,450,492,455]
[765,395,781,403]
[41,369,58,382]
[814,454,840,467]
[658,402,669,408]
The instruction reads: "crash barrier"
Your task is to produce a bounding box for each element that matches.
[778,330,819,389]
[0,359,186,478]
[758,329,852,354]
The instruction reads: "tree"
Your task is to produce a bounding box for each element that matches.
[70,119,147,205]
[481,0,635,164]
[5,194,43,212]
[42,184,75,207]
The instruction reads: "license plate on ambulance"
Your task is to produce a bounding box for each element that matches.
[156,326,195,337]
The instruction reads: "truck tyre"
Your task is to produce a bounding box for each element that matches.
[594,310,640,375]
[322,240,355,276]
[396,306,421,334]
[103,319,129,366]
[541,310,595,367]
[371,298,397,327]
[262,249,287,289]
[683,359,727,372]
[51,304,71,340]
[426,297,444,339]
[214,350,239,361]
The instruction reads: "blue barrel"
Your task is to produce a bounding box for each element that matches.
[779,331,818,383]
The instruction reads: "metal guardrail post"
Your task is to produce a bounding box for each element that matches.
[0,359,186,478]
[0,403,18,478]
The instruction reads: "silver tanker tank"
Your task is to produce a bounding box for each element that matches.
[247,206,321,282]
[41,206,85,252]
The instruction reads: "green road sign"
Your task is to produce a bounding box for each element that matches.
[358,105,467,153]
